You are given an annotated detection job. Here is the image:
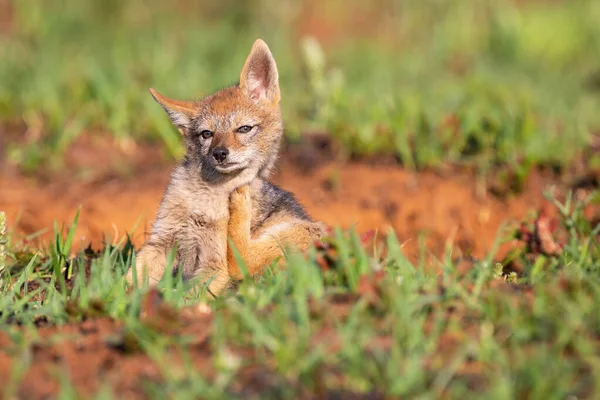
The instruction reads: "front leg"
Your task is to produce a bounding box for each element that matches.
[129,240,177,287]
[190,217,231,297]
[126,200,183,287]
[227,185,253,279]
[227,185,325,280]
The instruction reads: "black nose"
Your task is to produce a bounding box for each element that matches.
[212,147,229,162]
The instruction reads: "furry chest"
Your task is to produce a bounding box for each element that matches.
[174,211,228,257]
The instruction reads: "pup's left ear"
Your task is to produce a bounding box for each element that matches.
[239,39,280,105]
[149,88,197,135]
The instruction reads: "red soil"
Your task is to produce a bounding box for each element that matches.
[0,134,557,261]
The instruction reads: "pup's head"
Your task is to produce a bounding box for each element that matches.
[149,39,282,178]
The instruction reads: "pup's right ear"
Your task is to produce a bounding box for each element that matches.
[239,39,280,105]
[149,88,196,135]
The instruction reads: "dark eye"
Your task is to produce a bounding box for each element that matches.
[237,125,253,134]
[200,130,213,139]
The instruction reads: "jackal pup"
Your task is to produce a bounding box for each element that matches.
[127,39,325,294]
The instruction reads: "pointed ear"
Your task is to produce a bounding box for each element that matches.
[239,39,280,104]
[149,88,196,135]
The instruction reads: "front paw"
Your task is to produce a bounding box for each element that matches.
[229,184,252,213]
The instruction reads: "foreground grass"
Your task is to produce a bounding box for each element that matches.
[0,191,599,398]
[2,0,600,176]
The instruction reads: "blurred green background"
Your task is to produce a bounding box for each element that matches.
[1,0,599,174]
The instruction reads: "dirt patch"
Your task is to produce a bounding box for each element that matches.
[0,133,578,261]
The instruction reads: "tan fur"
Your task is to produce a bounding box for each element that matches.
[126,39,325,295]
[227,183,325,280]
[129,164,251,294]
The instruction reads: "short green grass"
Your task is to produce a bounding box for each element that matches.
[2,0,600,175]
[0,190,598,398]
